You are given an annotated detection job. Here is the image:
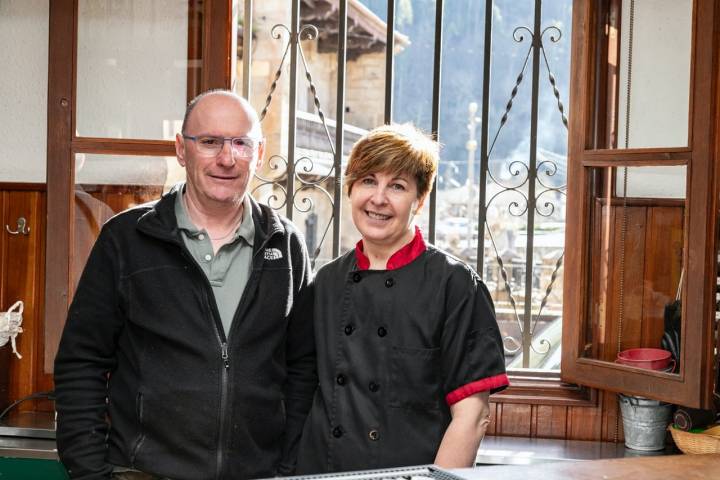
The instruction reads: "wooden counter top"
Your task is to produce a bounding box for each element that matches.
[458,453,720,479]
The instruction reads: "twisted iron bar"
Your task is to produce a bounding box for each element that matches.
[487,222,524,354]
[530,252,564,340]
[539,26,568,130]
[259,25,292,122]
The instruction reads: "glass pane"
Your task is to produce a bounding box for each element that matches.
[584,165,684,376]
[75,0,192,140]
[71,154,183,291]
[615,165,687,199]
[0,0,48,183]
[605,0,692,149]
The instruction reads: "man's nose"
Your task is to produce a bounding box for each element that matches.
[216,140,236,166]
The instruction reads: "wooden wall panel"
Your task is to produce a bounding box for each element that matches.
[0,188,46,412]
[533,405,568,439]
[496,404,532,437]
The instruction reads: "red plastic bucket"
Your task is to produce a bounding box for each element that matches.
[616,348,673,371]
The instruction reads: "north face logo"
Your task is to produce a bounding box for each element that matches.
[263,248,283,260]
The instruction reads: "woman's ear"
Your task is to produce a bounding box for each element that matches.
[415,193,429,215]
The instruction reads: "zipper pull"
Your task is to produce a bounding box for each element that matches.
[221,342,230,370]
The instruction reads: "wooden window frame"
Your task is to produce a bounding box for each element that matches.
[561,0,720,409]
[41,0,233,390]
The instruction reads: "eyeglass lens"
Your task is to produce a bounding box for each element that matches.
[195,136,256,156]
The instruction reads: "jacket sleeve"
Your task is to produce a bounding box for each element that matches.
[54,227,125,480]
[440,267,509,405]
[278,230,316,475]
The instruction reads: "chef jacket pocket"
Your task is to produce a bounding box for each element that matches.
[389,346,442,410]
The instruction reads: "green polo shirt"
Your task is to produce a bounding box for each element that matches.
[174,188,255,336]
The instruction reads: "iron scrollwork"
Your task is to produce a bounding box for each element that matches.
[484,21,568,366]
[256,22,338,265]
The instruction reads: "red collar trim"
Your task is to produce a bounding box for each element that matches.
[354,226,427,271]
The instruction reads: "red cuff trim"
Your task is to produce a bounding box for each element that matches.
[445,373,510,406]
[354,226,426,271]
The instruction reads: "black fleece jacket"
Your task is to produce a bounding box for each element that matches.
[54,187,316,480]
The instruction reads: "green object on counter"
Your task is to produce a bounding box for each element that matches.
[0,457,69,480]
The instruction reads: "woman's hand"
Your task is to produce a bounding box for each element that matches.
[433,391,491,468]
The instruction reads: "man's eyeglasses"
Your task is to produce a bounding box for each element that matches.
[183,135,260,157]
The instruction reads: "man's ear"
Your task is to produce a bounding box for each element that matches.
[255,139,266,169]
[175,133,186,167]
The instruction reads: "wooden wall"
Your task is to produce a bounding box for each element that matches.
[0,185,47,412]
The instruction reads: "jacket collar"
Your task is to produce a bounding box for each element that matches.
[136,183,285,248]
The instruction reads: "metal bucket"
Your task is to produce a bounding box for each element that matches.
[618,394,673,451]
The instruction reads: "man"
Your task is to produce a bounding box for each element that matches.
[54,90,315,480]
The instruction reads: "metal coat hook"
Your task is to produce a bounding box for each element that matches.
[5,217,30,236]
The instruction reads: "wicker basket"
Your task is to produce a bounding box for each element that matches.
[669,425,720,454]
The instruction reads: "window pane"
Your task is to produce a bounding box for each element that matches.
[615,166,687,199]
[72,154,183,290]
[0,0,48,183]
[75,0,191,140]
[584,165,684,375]
[607,0,692,149]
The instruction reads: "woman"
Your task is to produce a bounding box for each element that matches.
[296,124,508,473]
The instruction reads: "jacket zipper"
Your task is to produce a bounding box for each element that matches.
[178,228,281,479]
[216,339,230,480]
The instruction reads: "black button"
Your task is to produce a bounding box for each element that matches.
[368,429,379,441]
[336,374,347,386]
[377,326,387,337]
[369,381,380,392]
[385,278,394,288]
[332,426,344,438]
[352,272,362,283]
[344,324,355,335]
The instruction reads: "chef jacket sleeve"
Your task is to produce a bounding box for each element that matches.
[440,266,509,406]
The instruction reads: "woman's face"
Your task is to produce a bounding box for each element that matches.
[350,170,425,251]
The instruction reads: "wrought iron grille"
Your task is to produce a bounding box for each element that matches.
[238,0,571,371]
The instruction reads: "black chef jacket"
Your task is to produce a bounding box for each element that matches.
[296,244,508,474]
